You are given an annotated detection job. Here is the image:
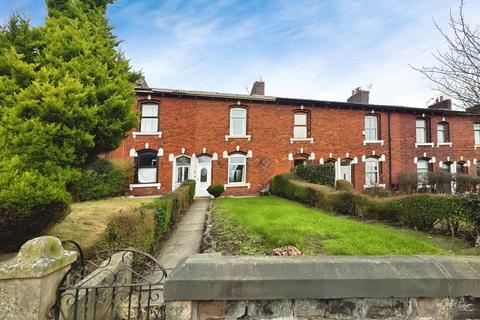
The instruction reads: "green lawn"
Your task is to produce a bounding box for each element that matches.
[211,196,477,255]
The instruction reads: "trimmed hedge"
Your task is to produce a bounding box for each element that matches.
[146,180,196,240]
[101,180,196,254]
[335,179,354,192]
[77,159,129,202]
[271,174,471,239]
[294,163,335,187]
[101,207,156,253]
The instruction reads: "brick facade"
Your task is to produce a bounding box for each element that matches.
[105,88,480,197]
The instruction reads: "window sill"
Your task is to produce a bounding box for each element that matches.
[129,183,161,190]
[363,184,386,189]
[132,132,162,138]
[415,142,434,148]
[437,142,452,147]
[225,135,251,141]
[475,145,480,150]
[225,183,251,189]
[363,140,384,146]
[290,137,314,143]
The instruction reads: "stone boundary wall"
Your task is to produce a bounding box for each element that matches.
[164,255,480,320]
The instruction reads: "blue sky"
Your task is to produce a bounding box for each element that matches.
[1,0,480,107]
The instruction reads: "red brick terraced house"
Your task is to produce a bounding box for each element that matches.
[104,80,480,197]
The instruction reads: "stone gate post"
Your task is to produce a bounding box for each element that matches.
[0,236,77,320]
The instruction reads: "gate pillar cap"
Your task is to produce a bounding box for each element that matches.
[0,236,77,279]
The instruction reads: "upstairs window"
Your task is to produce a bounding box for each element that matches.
[136,150,158,183]
[437,122,449,143]
[230,108,247,136]
[475,123,480,145]
[228,154,246,183]
[140,103,159,133]
[416,118,430,143]
[365,158,379,187]
[364,115,379,141]
[293,113,308,139]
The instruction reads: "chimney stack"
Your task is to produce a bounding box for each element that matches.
[347,87,369,104]
[428,96,451,110]
[250,80,265,95]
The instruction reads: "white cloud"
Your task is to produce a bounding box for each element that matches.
[110,0,480,107]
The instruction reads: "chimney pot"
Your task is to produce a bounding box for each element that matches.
[428,97,451,110]
[347,87,369,104]
[250,81,265,95]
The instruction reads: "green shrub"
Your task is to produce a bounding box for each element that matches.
[0,160,71,251]
[335,179,353,191]
[427,171,453,193]
[294,163,335,187]
[461,193,480,245]
[77,159,129,202]
[145,180,196,239]
[101,208,156,253]
[207,184,225,198]
[384,194,463,232]
[398,172,418,194]
[455,174,480,194]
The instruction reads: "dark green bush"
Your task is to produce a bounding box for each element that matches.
[207,184,225,198]
[101,208,156,253]
[0,162,71,251]
[77,159,129,202]
[335,179,353,192]
[294,163,335,187]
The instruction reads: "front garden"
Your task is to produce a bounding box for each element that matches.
[210,196,478,255]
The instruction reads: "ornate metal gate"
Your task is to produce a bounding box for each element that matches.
[51,241,167,320]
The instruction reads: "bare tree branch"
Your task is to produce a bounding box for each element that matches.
[412,0,480,110]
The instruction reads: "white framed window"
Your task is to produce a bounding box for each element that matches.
[174,156,191,187]
[230,108,247,136]
[339,159,352,181]
[364,115,378,141]
[293,113,308,139]
[365,158,379,187]
[140,103,159,133]
[417,159,429,187]
[437,122,449,143]
[136,150,158,183]
[475,123,480,145]
[416,119,428,143]
[228,154,246,183]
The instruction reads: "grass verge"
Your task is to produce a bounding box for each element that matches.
[211,196,478,255]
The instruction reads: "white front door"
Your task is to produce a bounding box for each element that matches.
[195,156,212,197]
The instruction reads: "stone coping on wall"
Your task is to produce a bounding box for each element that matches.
[163,254,480,301]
